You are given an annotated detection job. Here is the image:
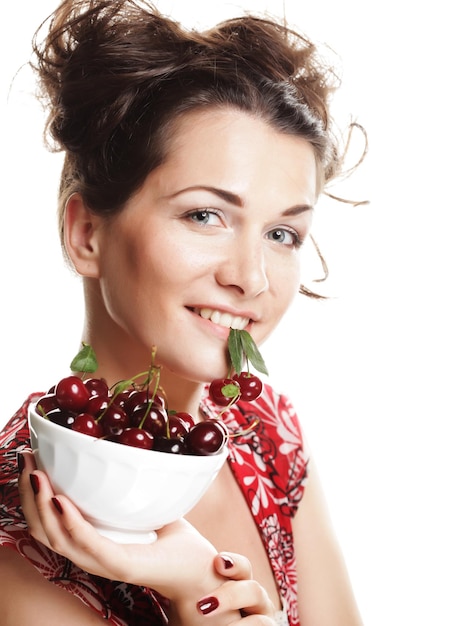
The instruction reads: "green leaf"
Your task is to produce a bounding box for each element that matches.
[228,329,269,376]
[70,342,98,374]
[113,379,134,396]
[228,329,244,375]
[239,330,269,376]
[222,382,241,399]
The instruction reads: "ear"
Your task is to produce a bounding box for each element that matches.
[64,193,102,278]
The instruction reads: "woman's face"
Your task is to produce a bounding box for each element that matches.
[91,108,317,383]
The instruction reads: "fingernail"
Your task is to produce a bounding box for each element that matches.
[221,555,234,569]
[52,497,63,515]
[17,451,25,475]
[197,596,219,615]
[30,473,40,495]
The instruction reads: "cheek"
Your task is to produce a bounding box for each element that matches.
[270,254,301,304]
[100,219,163,279]
[255,256,300,346]
[96,227,149,311]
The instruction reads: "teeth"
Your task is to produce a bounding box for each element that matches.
[198,308,249,330]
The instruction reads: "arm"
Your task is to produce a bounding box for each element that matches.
[293,460,364,626]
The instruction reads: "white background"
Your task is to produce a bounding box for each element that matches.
[1,1,456,625]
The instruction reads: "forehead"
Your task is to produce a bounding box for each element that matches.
[158,107,318,203]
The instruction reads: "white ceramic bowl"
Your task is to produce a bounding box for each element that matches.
[28,403,228,543]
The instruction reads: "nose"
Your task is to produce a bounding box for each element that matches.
[215,235,269,298]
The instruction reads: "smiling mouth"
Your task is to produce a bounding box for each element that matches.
[192,307,250,330]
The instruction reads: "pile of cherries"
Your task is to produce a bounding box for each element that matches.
[35,370,263,457]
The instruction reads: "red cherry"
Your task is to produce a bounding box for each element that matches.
[123,390,151,416]
[98,404,129,437]
[85,394,110,417]
[167,414,191,438]
[154,436,186,454]
[123,389,165,415]
[207,418,230,438]
[72,413,103,437]
[117,427,154,450]
[110,388,132,409]
[55,376,90,412]
[208,378,240,406]
[35,393,59,416]
[153,393,167,409]
[173,411,195,430]
[83,377,109,399]
[232,372,263,401]
[185,420,228,455]
[46,408,76,428]
[129,402,168,437]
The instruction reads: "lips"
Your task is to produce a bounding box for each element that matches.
[194,307,250,330]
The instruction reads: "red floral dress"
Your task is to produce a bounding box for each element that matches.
[0,384,308,625]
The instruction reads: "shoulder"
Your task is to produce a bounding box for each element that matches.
[1,394,41,455]
[0,395,42,550]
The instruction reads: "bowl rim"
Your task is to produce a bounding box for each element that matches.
[28,401,229,466]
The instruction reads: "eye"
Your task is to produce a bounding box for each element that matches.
[266,227,302,248]
[186,209,222,226]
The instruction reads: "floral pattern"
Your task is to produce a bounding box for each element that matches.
[202,389,309,623]
[0,385,308,624]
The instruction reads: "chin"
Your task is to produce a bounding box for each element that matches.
[164,356,230,385]
[199,358,232,383]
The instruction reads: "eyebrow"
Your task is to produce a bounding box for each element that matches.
[168,185,314,216]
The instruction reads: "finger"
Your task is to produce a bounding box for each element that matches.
[18,451,146,577]
[25,474,138,580]
[237,615,277,626]
[17,452,53,546]
[236,615,277,626]
[17,449,36,471]
[20,461,109,563]
[213,551,253,580]
[197,579,276,621]
[23,486,221,596]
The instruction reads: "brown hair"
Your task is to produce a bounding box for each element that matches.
[32,0,345,293]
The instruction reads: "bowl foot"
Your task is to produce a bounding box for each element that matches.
[95,526,158,544]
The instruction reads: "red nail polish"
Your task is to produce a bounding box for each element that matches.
[221,555,234,569]
[30,473,40,495]
[52,497,64,515]
[17,452,25,475]
[197,597,219,615]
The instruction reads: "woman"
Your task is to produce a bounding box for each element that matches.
[0,1,363,624]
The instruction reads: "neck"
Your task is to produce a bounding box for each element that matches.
[78,291,205,416]
[78,280,208,416]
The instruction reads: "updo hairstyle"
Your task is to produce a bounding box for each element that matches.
[32,0,343,292]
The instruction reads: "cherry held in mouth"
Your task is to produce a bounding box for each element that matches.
[232,372,263,401]
[208,378,241,406]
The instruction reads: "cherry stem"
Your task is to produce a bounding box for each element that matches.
[100,348,162,424]
[36,405,49,420]
[213,391,241,421]
[229,415,260,439]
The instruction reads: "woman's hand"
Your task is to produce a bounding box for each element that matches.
[18,451,277,624]
[193,553,277,624]
[19,451,223,597]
